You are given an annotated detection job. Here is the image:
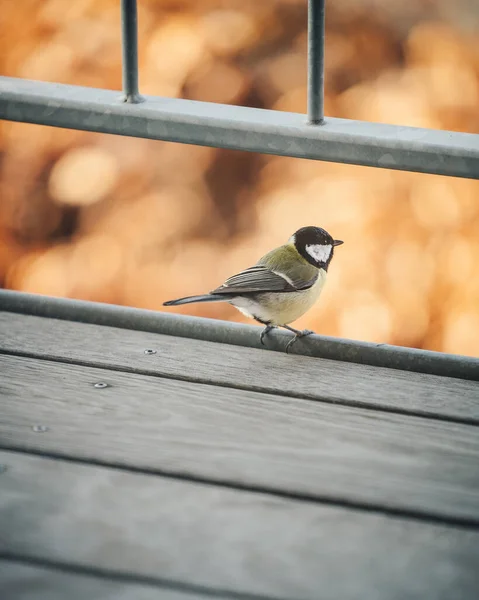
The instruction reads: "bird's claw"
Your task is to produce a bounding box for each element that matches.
[260,324,275,346]
[285,329,314,353]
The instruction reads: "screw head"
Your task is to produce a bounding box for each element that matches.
[32,424,49,433]
[144,349,157,355]
[93,382,109,389]
[0,465,7,473]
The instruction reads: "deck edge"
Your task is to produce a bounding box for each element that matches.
[1,289,478,381]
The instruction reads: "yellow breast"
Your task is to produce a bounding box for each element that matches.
[231,269,327,326]
[266,269,326,325]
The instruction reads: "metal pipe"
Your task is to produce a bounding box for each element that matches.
[1,290,479,381]
[120,0,142,103]
[0,77,478,179]
[308,0,326,124]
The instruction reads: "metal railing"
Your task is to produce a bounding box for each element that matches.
[0,0,478,180]
[308,0,326,124]
[0,1,478,372]
[2,288,478,380]
[120,0,142,104]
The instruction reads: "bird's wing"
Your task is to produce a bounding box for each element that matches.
[211,265,317,295]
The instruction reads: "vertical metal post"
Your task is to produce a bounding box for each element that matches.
[307,0,325,124]
[121,0,143,103]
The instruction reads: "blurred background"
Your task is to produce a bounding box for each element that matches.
[1,0,478,355]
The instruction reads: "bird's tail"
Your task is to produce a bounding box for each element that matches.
[163,293,226,307]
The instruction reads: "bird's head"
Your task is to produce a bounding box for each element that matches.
[289,226,343,269]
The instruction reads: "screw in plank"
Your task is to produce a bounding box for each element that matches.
[93,382,109,389]
[144,349,157,355]
[32,424,49,433]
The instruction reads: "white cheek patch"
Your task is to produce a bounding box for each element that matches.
[305,243,332,263]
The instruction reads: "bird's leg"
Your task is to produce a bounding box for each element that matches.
[260,324,275,346]
[281,324,315,353]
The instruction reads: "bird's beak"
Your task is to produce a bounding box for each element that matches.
[333,239,344,246]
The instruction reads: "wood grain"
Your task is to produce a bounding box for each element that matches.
[1,354,479,523]
[0,561,228,600]
[1,451,479,600]
[1,313,478,423]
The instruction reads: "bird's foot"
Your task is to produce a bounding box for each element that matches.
[260,324,275,346]
[284,328,315,353]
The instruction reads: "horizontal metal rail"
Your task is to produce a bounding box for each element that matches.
[0,77,478,179]
[0,290,478,380]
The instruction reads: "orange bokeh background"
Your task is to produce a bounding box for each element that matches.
[1,0,478,355]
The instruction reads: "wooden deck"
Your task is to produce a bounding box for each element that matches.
[1,291,479,600]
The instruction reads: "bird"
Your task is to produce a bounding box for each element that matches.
[163,226,343,352]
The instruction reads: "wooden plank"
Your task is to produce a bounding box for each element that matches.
[1,313,478,424]
[1,451,479,600]
[0,561,226,600]
[1,355,479,524]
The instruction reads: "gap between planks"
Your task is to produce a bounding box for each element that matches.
[2,348,478,428]
[2,445,479,532]
[1,451,479,600]
[1,313,478,426]
[2,354,479,528]
[0,556,270,600]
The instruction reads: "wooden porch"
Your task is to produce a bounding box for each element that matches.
[1,290,478,599]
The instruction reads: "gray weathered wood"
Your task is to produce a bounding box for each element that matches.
[1,313,478,424]
[0,561,227,600]
[1,354,479,524]
[1,451,479,600]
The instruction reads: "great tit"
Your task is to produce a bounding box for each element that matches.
[163,226,343,351]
